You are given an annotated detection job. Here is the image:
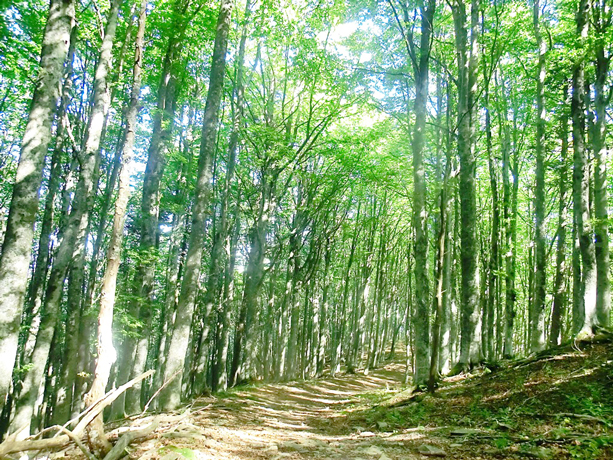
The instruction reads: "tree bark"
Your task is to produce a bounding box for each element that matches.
[572,0,597,337]
[230,177,276,386]
[212,200,241,391]
[195,2,250,394]
[408,0,435,387]
[111,3,186,417]
[83,1,147,455]
[0,0,75,408]
[9,0,120,438]
[531,0,547,353]
[451,0,481,372]
[591,4,610,329]
[21,27,78,375]
[550,99,569,347]
[484,72,498,361]
[160,0,234,410]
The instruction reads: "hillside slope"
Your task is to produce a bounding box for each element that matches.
[6,339,613,460]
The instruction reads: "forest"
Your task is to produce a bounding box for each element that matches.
[0,0,611,457]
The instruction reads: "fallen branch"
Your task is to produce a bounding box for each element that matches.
[0,434,71,458]
[102,419,159,460]
[141,368,181,414]
[377,386,419,408]
[74,370,155,435]
[53,425,97,460]
[553,412,608,424]
[0,370,155,458]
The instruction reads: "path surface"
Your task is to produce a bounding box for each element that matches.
[128,360,435,460]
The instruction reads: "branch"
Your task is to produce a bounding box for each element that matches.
[54,425,96,460]
[0,370,155,457]
[73,370,155,435]
[102,420,159,460]
[141,369,181,415]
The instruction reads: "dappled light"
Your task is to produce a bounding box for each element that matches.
[0,0,612,457]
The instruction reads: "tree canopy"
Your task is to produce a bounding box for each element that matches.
[0,0,611,450]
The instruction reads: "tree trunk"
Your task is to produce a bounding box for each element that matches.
[160,0,234,410]
[113,5,186,417]
[316,238,331,376]
[22,27,77,375]
[9,0,120,438]
[83,2,146,455]
[550,99,569,347]
[531,0,547,353]
[451,0,481,372]
[0,0,75,408]
[591,5,610,329]
[484,73,498,361]
[230,178,276,386]
[409,0,435,387]
[572,0,597,337]
[212,200,241,391]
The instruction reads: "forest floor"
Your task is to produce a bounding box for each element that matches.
[55,339,613,460]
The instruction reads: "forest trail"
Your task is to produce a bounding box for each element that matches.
[112,339,613,460]
[7,339,611,459]
[123,359,430,460]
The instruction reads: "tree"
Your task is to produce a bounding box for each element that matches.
[531,0,547,353]
[451,0,481,372]
[571,0,597,337]
[83,0,147,454]
[0,0,75,409]
[387,0,436,387]
[160,0,234,411]
[10,0,121,437]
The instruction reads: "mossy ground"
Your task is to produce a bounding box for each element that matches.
[338,339,613,459]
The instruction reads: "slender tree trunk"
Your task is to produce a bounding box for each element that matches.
[531,0,547,353]
[591,8,610,329]
[0,0,75,407]
[484,77,498,361]
[204,1,250,394]
[429,194,445,390]
[112,7,185,417]
[58,129,124,424]
[83,2,146,455]
[230,178,276,386]
[9,0,120,437]
[22,27,77,370]
[316,238,331,376]
[331,203,359,377]
[572,0,597,337]
[408,0,435,387]
[499,71,516,358]
[550,100,569,347]
[212,201,241,391]
[160,0,234,410]
[286,188,307,380]
[451,0,481,372]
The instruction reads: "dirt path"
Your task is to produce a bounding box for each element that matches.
[128,360,436,460]
[55,340,611,459]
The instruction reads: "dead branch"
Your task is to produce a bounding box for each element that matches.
[53,425,97,460]
[102,419,159,460]
[553,412,608,424]
[0,370,155,458]
[74,369,155,435]
[141,368,181,414]
[377,386,418,408]
[0,434,71,458]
